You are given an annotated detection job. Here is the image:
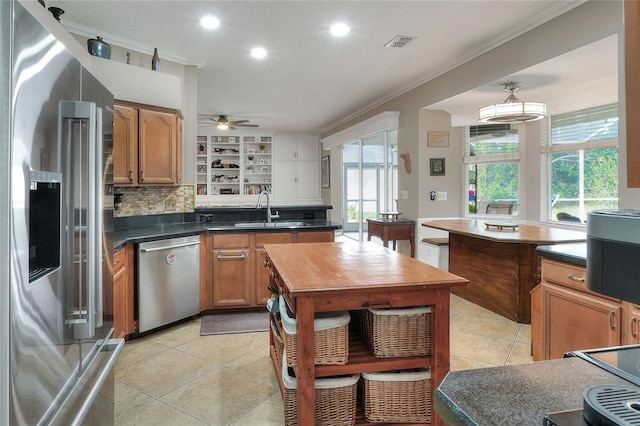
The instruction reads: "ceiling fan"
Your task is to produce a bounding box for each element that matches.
[197,114,258,130]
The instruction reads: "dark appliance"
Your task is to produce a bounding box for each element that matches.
[587,209,640,304]
[29,171,62,282]
[544,345,640,425]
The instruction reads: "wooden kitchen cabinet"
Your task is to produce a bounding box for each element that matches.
[201,229,335,311]
[210,234,251,308]
[294,229,334,243]
[534,258,622,360]
[255,233,293,305]
[113,105,138,185]
[176,116,183,184]
[113,245,135,338]
[623,301,640,344]
[114,101,182,185]
[625,0,640,187]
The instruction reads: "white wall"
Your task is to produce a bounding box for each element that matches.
[418,110,465,218]
[321,1,635,223]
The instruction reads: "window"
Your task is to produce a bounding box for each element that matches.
[465,124,520,216]
[543,104,618,223]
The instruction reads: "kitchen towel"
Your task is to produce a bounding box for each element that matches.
[200,311,269,335]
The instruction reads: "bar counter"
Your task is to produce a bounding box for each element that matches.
[422,219,586,323]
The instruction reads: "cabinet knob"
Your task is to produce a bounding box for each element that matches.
[129,170,133,181]
[140,170,145,182]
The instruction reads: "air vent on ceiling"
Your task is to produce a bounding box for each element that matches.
[384,35,417,48]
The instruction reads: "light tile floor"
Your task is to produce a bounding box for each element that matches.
[114,294,533,425]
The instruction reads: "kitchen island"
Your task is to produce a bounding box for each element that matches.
[422,219,586,323]
[264,241,468,425]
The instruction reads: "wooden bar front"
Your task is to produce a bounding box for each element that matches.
[264,241,468,425]
[422,219,586,323]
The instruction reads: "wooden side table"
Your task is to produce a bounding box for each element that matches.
[366,218,415,257]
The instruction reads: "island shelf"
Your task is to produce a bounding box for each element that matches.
[264,241,468,425]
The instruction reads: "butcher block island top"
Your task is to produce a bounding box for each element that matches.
[422,219,586,324]
[265,240,464,298]
[263,241,468,425]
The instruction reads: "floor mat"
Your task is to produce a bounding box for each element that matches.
[200,311,270,335]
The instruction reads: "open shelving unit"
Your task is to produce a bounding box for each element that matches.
[195,134,272,198]
[243,136,272,195]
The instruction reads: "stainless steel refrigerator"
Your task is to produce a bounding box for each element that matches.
[3,1,124,424]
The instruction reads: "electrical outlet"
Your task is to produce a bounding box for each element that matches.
[165,199,176,211]
[401,190,409,199]
[437,192,447,201]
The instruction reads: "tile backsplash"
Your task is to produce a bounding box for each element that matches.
[114,185,196,217]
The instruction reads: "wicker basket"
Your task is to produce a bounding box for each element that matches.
[282,352,359,426]
[357,306,431,358]
[271,316,284,362]
[279,296,350,366]
[361,370,431,423]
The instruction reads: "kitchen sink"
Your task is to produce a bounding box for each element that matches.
[234,221,308,228]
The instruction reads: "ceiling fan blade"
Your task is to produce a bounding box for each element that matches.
[229,119,249,125]
[236,123,259,127]
[197,114,216,120]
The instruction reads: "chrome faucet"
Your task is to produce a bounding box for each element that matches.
[257,190,279,222]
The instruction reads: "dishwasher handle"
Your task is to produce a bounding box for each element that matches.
[140,240,201,253]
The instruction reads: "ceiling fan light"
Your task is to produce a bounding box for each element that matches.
[217,123,229,130]
[479,82,546,123]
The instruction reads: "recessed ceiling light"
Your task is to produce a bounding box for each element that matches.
[200,16,220,30]
[330,22,351,37]
[251,47,267,59]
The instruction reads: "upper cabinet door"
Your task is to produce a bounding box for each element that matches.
[138,109,177,184]
[273,134,297,162]
[273,134,318,162]
[296,134,319,162]
[113,105,138,185]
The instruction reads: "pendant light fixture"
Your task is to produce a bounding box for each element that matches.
[479,82,546,123]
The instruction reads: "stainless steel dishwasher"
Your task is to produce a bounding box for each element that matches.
[138,235,201,333]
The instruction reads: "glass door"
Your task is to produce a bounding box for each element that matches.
[342,130,397,241]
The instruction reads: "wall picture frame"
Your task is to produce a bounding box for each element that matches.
[427,131,449,147]
[321,155,330,188]
[430,158,445,176]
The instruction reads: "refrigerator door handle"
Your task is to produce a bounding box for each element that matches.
[59,101,99,339]
[94,107,104,329]
[70,339,124,426]
[46,338,125,426]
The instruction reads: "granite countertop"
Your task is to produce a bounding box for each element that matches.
[435,357,631,426]
[536,242,587,266]
[113,219,341,252]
